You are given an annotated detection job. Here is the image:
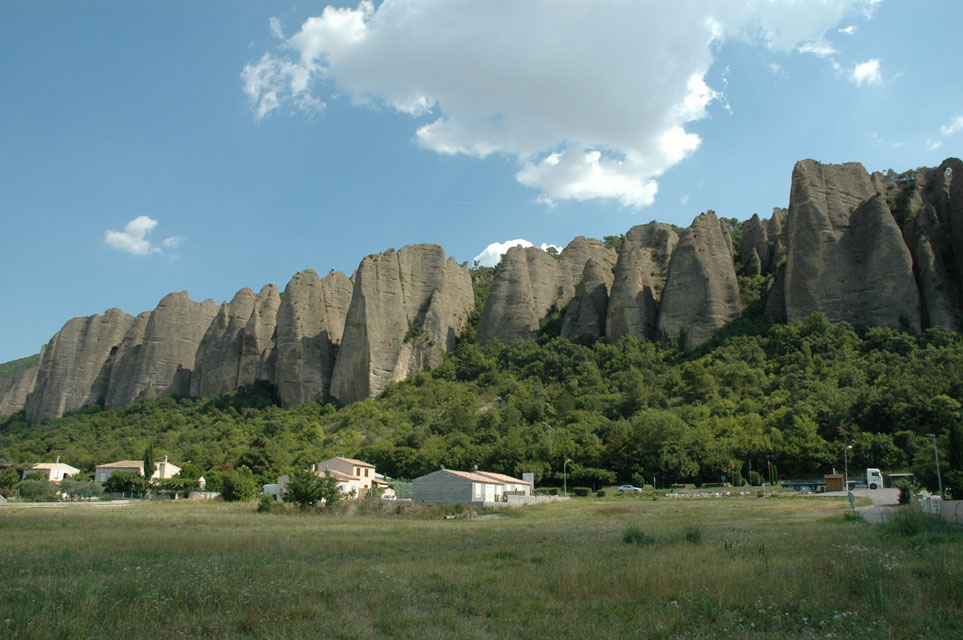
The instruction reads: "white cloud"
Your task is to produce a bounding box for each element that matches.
[940,115,963,137]
[104,216,181,256]
[473,239,558,267]
[838,25,857,35]
[851,59,882,86]
[269,17,284,40]
[243,0,881,207]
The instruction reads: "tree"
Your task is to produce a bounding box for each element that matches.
[143,444,156,487]
[16,478,56,501]
[221,466,258,502]
[0,466,18,490]
[284,469,326,509]
[103,471,148,494]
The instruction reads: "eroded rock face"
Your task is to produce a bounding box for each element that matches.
[104,292,218,407]
[273,270,353,408]
[477,237,616,344]
[561,259,612,340]
[25,308,137,423]
[190,285,280,397]
[330,245,473,405]
[0,365,39,418]
[605,222,678,342]
[658,211,741,348]
[779,159,920,330]
[740,214,770,274]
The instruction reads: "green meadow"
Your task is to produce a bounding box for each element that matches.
[0,496,960,639]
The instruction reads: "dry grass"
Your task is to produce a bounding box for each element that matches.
[0,495,960,639]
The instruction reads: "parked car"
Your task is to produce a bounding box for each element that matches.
[618,484,643,493]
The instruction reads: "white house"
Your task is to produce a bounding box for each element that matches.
[94,456,181,483]
[475,471,532,495]
[412,469,506,505]
[22,460,80,485]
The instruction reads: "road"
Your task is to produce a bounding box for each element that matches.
[818,487,899,523]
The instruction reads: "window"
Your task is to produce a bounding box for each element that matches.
[365,468,370,477]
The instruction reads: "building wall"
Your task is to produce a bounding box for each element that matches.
[413,472,473,504]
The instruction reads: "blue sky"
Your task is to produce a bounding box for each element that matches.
[1,0,961,364]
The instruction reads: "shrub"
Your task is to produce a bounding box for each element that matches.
[623,526,653,545]
[103,471,148,494]
[896,479,916,505]
[596,489,606,498]
[284,469,326,509]
[16,478,56,501]
[256,495,276,513]
[221,466,258,502]
[881,507,960,541]
[748,471,763,486]
[572,487,591,497]
[99,494,112,502]
[536,488,558,496]
[684,526,703,544]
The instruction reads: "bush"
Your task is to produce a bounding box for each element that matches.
[896,479,916,505]
[103,471,148,494]
[256,495,276,513]
[221,466,258,502]
[881,507,960,541]
[596,489,606,498]
[684,526,703,544]
[748,471,763,486]
[99,494,112,502]
[572,487,591,497]
[15,478,56,501]
[536,488,558,496]
[623,526,654,545]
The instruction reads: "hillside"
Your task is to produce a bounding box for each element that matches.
[0,354,39,381]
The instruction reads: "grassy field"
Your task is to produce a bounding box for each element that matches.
[0,495,960,639]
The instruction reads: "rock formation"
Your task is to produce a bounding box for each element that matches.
[273,270,353,408]
[477,237,616,344]
[774,159,921,330]
[104,293,218,408]
[0,365,38,417]
[24,308,138,423]
[190,285,280,398]
[658,211,741,348]
[740,213,770,275]
[330,245,473,405]
[605,222,679,342]
[6,156,963,424]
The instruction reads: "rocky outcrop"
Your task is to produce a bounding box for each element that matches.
[190,285,280,398]
[776,159,921,330]
[104,293,218,408]
[0,365,39,417]
[330,245,473,405]
[477,237,616,344]
[605,222,679,342]
[658,211,741,348]
[24,309,138,423]
[740,213,770,275]
[273,270,353,408]
[561,259,612,339]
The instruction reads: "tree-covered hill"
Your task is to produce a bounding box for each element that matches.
[0,354,39,380]
[2,310,962,496]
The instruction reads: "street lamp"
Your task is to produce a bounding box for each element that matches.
[563,459,572,497]
[844,445,853,492]
[926,433,945,500]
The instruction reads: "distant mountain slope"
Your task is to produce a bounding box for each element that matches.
[0,354,40,380]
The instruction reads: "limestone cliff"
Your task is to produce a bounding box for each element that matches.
[190,285,280,398]
[658,211,741,348]
[25,308,138,423]
[775,159,921,330]
[330,245,473,405]
[605,222,678,342]
[273,270,353,408]
[0,364,39,418]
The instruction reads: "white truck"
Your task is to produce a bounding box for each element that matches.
[846,468,884,490]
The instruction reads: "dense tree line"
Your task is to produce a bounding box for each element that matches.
[2,305,963,497]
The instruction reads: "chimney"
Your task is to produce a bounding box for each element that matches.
[164,455,168,464]
[56,455,61,464]
[310,464,316,472]
[440,464,445,470]
[473,464,478,471]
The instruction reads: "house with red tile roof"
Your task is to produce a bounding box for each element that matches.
[22,460,80,485]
